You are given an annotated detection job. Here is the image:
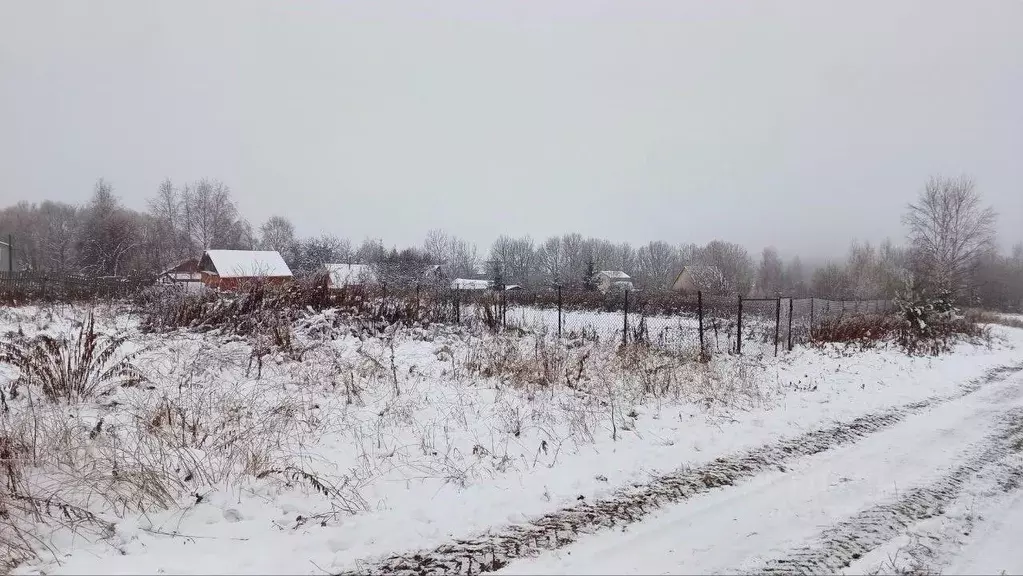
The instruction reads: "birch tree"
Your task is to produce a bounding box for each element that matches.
[903,175,997,296]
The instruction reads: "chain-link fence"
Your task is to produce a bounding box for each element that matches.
[423,287,897,358]
[1,272,895,359]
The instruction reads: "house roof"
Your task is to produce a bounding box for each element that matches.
[201,250,292,279]
[324,263,376,287]
[673,265,724,290]
[160,258,200,276]
[422,264,450,278]
[451,278,492,290]
[682,265,719,273]
[598,270,631,279]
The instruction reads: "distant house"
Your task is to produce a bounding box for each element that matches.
[421,264,454,288]
[671,265,725,295]
[594,270,634,294]
[421,264,450,284]
[159,258,201,284]
[323,263,377,290]
[198,250,292,290]
[157,258,205,293]
[451,278,492,291]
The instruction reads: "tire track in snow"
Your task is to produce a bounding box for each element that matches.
[335,362,1023,576]
[752,409,1023,576]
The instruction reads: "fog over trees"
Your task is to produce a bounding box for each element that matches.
[1,175,1021,310]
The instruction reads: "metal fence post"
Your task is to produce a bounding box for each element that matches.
[809,297,815,342]
[774,296,781,357]
[787,297,794,352]
[557,285,563,338]
[697,290,705,361]
[623,289,629,347]
[500,287,506,329]
[736,294,743,355]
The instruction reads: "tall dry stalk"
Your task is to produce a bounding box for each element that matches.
[0,312,145,404]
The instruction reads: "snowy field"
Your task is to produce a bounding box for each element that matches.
[1,303,1022,574]
[997,311,1023,324]
[506,305,780,357]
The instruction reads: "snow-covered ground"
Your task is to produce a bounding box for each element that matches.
[1,303,1022,574]
[500,364,1023,575]
[508,304,779,357]
[996,311,1023,325]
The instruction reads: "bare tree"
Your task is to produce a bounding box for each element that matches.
[756,247,784,296]
[0,202,38,270]
[699,240,754,295]
[846,241,881,299]
[489,235,536,286]
[147,178,189,264]
[560,233,587,287]
[448,237,480,278]
[77,179,143,275]
[612,242,637,275]
[811,262,852,299]
[537,236,564,284]
[903,175,997,296]
[678,242,701,265]
[423,229,449,264]
[876,239,908,298]
[293,234,352,272]
[585,238,616,272]
[355,237,386,264]
[182,179,240,250]
[635,241,680,289]
[38,201,79,272]
[259,215,297,254]
[784,256,807,296]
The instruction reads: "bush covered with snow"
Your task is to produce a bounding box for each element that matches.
[894,285,988,355]
[809,283,988,356]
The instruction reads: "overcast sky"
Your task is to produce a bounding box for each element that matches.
[1,0,1021,260]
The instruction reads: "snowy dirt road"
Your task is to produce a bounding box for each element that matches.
[343,364,1023,575]
[498,367,1023,576]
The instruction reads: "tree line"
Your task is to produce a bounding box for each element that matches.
[1,175,1020,310]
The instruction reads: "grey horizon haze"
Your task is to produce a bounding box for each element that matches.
[1,0,1021,262]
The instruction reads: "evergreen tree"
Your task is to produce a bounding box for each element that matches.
[490,259,503,289]
[583,258,597,291]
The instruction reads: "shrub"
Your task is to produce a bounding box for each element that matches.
[811,314,902,349]
[965,309,1023,330]
[0,313,145,404]
[893,285,988,355]
[138,277,458,336]
[811,285,989,355]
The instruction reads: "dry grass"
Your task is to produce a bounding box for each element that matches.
[0,314,373,571]
[811,312,989,356]
[0,299,775,572]
[0,312,145,404]
[966,309,1023,330]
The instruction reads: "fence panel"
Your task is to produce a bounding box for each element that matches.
[0,272,156,304]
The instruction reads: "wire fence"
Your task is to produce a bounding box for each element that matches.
[0,271,897,358]
[431,286,895,358]
[0,271,156,304]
